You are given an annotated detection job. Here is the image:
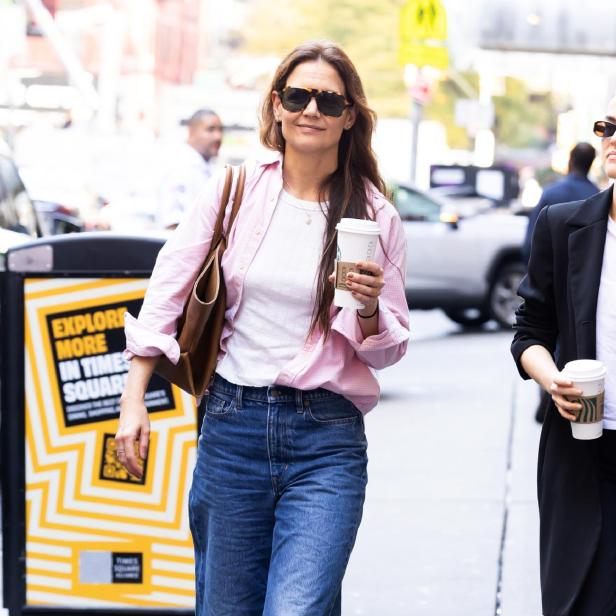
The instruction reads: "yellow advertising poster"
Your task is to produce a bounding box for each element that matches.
[23,277,197,609]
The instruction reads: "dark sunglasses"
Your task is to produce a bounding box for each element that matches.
[593,120,616,139]
[278,86,352,118]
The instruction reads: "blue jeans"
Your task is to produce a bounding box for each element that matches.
[189,374,368,616]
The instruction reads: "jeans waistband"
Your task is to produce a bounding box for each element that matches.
[211,373,340,406]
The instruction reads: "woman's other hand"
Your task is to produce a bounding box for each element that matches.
[115,355,158,479]
[115,396,150,479]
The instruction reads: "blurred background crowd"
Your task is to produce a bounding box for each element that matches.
[0,0,614,245]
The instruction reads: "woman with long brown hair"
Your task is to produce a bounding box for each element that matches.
[115,40,409,615]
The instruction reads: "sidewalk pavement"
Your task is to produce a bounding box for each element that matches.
[499,376,542,616]
[342,313,542,615]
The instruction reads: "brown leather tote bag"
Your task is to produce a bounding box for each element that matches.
[154,164,246,397]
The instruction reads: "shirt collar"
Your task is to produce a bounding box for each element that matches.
[255,149,283,168]
[254,150,387,210]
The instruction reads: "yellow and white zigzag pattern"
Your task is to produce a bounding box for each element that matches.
[24,278,197,608]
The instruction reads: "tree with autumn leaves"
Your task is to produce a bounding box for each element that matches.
[240,0,557,151]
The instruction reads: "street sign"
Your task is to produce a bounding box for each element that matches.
[454,99,495,135]
[409,72,433,105]
[399,0,449,69]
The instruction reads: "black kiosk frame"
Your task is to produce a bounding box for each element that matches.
[1,233,196,616]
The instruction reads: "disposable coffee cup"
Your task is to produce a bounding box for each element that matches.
[334,218,381,309]
[561,359,607,440]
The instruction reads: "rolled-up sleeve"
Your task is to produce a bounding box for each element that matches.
[331,204,410,369]
[511,205,558,379]
[124,312,181,363]
[124,170,227,362]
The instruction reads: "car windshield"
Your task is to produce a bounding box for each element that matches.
[395,186,442,222]
[0,155,38,237]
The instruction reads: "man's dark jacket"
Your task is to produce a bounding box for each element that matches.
[523,172,599,262]
[511,186,613,616]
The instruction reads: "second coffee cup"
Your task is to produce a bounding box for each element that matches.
[561,359,607,440]
[334,218,381,309]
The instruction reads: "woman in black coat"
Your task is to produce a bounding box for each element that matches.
[512,97,616,616]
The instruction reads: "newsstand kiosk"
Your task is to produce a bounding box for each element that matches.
[1,234,198,615]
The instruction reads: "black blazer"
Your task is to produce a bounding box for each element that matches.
[511,185,613,616]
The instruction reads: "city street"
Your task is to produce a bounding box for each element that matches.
[0,309,542,616]
[1,2,613,615]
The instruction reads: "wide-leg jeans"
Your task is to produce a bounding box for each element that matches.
[188,374,368,616]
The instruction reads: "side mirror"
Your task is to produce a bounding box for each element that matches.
[57,220,83,234]
[439,212,459,230]
[51,214,84,235]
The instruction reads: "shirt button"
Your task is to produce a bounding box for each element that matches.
[255,228,261,236]
[269,196,275,203]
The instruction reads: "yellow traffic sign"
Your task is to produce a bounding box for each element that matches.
[399,0,449,69]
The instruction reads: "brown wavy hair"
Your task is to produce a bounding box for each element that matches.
[260,40,387,337]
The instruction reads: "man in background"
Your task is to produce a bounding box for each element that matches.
[523,142,599,422]
[523,142,598,262]
[157,109,223,230]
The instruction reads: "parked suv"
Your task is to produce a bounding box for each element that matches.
[0,142,83,232]
[392,182,527,328]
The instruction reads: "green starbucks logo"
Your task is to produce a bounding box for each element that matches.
[573,391,605,424]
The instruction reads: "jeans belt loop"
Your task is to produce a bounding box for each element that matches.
[235,384,243,411]
[295,388,303,414]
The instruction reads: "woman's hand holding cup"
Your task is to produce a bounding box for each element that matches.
[346,261,384,316]
[549,374,583,421]
[329,260,385,316]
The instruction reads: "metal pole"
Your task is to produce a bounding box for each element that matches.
[21,0,99,111]
[409,97,423,185]
[96,8,125,132]
[0,3,26,150]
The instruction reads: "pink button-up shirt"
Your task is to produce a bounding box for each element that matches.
[125,150,409,413]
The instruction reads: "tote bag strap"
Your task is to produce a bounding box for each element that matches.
[209,163,246,250]
[210,165,234,249]
[224,163,246,241]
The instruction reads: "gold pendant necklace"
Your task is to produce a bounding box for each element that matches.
[283,177,314,225]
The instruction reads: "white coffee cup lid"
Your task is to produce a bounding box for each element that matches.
[336,218,380,235]
[562,359,607,381]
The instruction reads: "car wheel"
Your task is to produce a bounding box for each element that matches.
[488,262,526,328]
[444,307,490,328]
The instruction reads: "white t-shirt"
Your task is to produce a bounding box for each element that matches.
[596,215,616,428]
[217,189,328,386]
[157,143,213,229]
